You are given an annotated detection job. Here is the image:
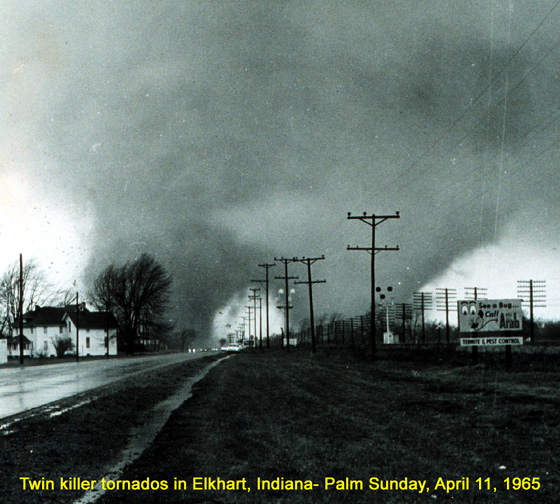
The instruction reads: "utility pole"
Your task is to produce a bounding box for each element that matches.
[75,292,80,362]
[294,256,326,354]
[259,263,275,348]
[463,287,486,365]
[274,257,298,352]
[395,303,412,343]
[240,315,248,344]
[258,296,263,349]
[249,288,260,350]
[464,287,488,301]
[360,314,365,345]
[517,280,546,343]
[19,254,24,365]
[105,300,111,359]
[436,288,457,345]
[245,306,253,348]
[413,292,433,343]
[347,211,400,360]
[252,262,275,348]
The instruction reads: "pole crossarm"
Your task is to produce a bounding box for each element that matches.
[293,255,325,264]
[347,212,400,226]
[347,245,400,256]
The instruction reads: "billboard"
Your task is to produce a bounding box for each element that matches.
[457,299,523,333]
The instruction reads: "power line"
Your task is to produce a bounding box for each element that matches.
[370,0,560,200]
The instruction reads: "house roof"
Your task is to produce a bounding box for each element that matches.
[8,335,32,345]
[13,305,118,331]
[13,306,69,328]
[64,311,118,330]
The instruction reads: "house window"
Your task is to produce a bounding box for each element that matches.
[44,327,48,334]
[59,326,63,334]
[44,341,48,351]
[30,328,34,334]
[86,337,90,349]
[68,321,72,333]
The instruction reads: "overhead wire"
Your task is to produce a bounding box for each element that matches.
[411,123,560,243]
[350,0,560,209]
[493,0,513,257]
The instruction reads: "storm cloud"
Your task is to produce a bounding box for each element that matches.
[2,1,560,337]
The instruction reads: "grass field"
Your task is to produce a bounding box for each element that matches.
[92,348,559,504]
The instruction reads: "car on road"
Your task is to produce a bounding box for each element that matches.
[221,343,244,352]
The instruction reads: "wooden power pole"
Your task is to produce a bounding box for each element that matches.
[252,262,275,348]
[294,256,326,354]
[274,257,298,352]
[347,212,400,361]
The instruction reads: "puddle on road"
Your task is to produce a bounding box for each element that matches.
[72,356,229,504]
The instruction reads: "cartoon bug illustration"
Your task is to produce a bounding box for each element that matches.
[459,301,496,332]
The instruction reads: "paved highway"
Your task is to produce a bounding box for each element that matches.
[0,352,214,420]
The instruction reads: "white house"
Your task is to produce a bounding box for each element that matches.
[10,306,67,357]
[63,309,117,357]
[11,305,118,358]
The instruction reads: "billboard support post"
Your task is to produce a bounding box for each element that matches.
[505,343,512,371]
[472,346,478,366]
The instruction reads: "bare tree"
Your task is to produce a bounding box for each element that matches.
[160,328,196,351]
[328,312,344,324]
[89,254,173,354]
[51,335,74,358]
[299,317,311,332]
[315,313,330,327]
[0,259,56,337]
[54,287,78,308]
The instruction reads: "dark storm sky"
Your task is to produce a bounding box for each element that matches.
[2,1,559,336]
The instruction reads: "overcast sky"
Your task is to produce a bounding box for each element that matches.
[1,1,559,339]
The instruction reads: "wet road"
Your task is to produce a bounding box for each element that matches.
[0,352,215,420]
